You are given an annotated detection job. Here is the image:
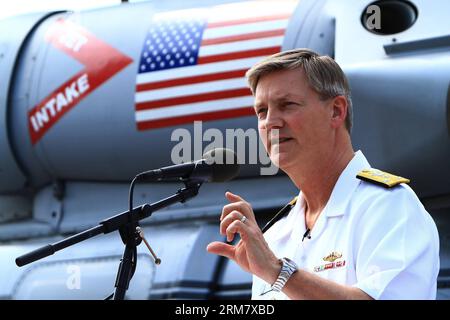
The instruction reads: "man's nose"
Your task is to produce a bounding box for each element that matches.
[263,108,283,130]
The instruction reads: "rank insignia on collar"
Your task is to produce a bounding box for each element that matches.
[323,251,342,262]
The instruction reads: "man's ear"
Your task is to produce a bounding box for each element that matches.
[331,96,348,129]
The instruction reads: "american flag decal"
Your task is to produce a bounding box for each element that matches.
[135,1,297,130]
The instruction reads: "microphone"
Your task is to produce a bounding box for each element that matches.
[135,148,240,183]
[302,228,311,241]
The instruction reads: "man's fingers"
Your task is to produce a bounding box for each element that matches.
[226,219,250,242]
[220,210,242,235]
[206,241,235,260]
[221,193,251,221]
[225,191,243,202]
[220,202,241,221]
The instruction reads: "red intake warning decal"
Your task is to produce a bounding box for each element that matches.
[28,19,133,144]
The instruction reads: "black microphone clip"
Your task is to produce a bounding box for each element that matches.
[302,228,311,242]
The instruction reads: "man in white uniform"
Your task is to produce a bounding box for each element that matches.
[207,48,440,299]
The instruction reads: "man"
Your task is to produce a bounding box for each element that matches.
[206,49,440,299]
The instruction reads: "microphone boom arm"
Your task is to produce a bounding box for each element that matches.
[15,181,202,269]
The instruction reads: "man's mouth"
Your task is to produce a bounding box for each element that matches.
[271,137,292,145]
[280,137,292,143]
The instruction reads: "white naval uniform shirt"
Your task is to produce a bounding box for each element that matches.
[252,151,440,300]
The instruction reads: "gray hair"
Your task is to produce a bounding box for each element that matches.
[246,48,353,133]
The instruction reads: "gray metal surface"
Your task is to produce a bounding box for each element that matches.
[288,0,335,56]
[0,222,241,300]
[347,53,450,198]
[0,12,53,192]
[0,175,297,241]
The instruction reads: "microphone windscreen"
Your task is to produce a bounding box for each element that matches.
[203,148,240,182]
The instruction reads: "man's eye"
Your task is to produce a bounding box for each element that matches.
[283,102,299,108]
[257,109,267,118]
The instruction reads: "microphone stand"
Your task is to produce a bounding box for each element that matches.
[15,180,202,300]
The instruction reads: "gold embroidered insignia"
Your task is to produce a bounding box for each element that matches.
[356,168,410,188]
[323,251,342,262]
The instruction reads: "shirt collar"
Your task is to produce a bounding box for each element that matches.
[266,151,371,242]
[321,150,371,218]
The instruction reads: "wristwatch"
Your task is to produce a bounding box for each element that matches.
[271,257,298,292]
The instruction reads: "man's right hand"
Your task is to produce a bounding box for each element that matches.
[206,191,281,285]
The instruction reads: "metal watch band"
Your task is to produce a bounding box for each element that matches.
[271,257,298,292]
